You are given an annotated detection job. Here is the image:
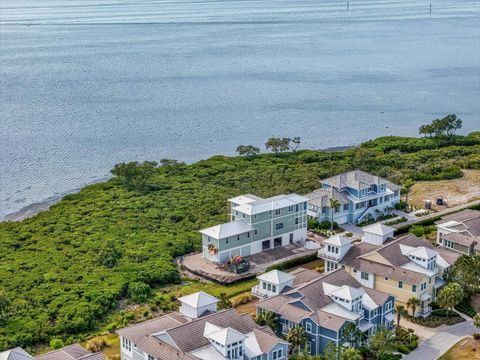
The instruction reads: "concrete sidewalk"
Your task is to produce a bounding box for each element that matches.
[402,320,475,360]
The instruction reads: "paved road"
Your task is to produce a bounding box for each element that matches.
[402,320,475,360]
[392,199,480,229]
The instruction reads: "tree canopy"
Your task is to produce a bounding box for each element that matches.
[419,114,463,137]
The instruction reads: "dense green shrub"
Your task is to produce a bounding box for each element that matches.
[127,282,151,303]
[1,134,479,349]
[455,297,477,317]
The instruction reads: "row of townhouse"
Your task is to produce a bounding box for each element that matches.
[116,291,288,360]
[254,268,395,356]
[0,344,104,360]
[318,223,460,317]
[113,266,395,360]
[200,170,402,264]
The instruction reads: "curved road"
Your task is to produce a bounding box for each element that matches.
[403,320,475,360]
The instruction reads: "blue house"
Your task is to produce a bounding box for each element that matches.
[306,170,401,225]
[255,268,395,356]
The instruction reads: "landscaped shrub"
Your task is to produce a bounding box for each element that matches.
[265,253,319,272]
[49,339,64,350]
[384,217,407,226]
[230,293,256,308]
[395,344,410,354]
[455,297,477,317]
[431,309,457,317]
[406,313,465,327]
[86,338,107,352]
[127,281,151,303]
[473,333,480,340]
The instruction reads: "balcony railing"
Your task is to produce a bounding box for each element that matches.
[251,285,269,298]
[318,249,341,261]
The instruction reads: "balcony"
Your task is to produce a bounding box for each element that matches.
[251,285,269,298]
[318,248,341,261]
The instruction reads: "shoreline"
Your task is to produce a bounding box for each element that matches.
[2,145,356,223]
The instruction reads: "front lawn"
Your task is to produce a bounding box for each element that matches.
[439,336,480,360]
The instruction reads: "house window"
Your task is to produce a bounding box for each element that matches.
[412,285,417,292]
[322,206,327,214]
[343,203,349,211]
[247,232,250,238]
[305,322,312,333]
[267,283,272,291]
[289,206,294,212]
[122,337,131,352]
[398,281,403,289]
[237,235,240,241]
[305,341,311,353]
[208,237,211,243]
[254,214,257,219]
[421,282,427,291]
[272,285,277,293]
[263,282,267,289]
[275,209,281,216]
[361,272,369,280]
[334,206,340,213]
[148,356,155,360]
[273,349,283,360]
[295,217,299,225]
[254,229,258,235]
[275,223,284,230]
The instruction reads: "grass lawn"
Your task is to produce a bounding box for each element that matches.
[439,337,480,360]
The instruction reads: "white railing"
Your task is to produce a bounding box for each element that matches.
[251,285,269,298]
[318,249,341,261]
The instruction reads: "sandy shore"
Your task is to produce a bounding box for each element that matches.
[3,196,62,222]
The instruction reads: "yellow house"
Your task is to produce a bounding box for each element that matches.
[339,233,459,317]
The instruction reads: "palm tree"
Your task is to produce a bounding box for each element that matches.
[406,297,421,317]
[401,178,414,210]
[329,198,340,231]
[395,305,408,327]
[286,325,308,354]
[368,327,396,360]
[254,310,279,332]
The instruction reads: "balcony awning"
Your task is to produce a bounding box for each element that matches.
[385,312,394,322]
[358,319,374,332]
[420,292,431,301]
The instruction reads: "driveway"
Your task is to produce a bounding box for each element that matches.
[402,320,475,360]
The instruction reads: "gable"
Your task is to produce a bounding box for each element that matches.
[361,252,393,266]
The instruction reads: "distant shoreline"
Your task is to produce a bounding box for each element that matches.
[2,145,356,222]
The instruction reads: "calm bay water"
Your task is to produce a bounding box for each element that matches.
[1,0,479,218]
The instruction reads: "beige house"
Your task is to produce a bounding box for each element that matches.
[339,234,459,317]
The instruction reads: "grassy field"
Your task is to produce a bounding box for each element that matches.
[410,169,480,210]
[439,337,480,360]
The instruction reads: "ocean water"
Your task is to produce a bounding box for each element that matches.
[1,0,479,219]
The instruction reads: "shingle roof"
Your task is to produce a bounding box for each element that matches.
[322,170,391,190]
[253,328,288,353]
[163,310,265,354]
[305,187,349,207]
[178,291,219,308]
[0,348,35,360]
[77,354,104,360]
[310,310,347,332]
[289,268,323,287]
[340,242,379,269]
[443,232,476,247]
[199,219,253,239]
[36,345,90,360]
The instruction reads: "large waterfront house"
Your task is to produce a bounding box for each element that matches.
[0,344,104,360]
[200,194,308,264]
[116,291,288,360]
[306,170,401,225]
[255,268,395,356]
[318,228,460,317]
[435,209,480,255]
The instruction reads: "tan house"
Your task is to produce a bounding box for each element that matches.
[339,234,459,317]
[435,209,480,255]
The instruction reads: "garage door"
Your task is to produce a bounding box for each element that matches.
[241,246,251,257]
